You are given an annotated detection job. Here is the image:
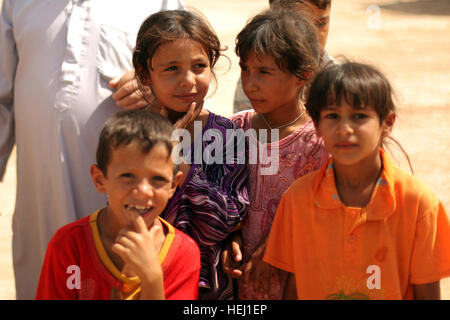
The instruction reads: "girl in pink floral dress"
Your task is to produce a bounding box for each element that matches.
[224,8,329,299]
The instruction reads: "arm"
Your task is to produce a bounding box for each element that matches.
[414,281,440,300]
[0,0,17,180]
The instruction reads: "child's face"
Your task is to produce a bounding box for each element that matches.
[316,101,395,167]
[148,39,211,113]
[240,50,304,114]
[294,3,331,52]
[91,142,181,231]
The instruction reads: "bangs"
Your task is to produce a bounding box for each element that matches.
[306,61,395,123]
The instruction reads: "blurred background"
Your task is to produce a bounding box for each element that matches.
[0,0,449,299]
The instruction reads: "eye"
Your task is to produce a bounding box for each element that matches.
[164,65,177,72]
[354,113,368,120]
[194,62,208,69]
[151,176,170,189]
[119,173,135,180]
[240,64,248,72]
[316,18,329,28]
[323,112,338,120]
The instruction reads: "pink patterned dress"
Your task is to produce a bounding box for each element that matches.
[230,110,329,299]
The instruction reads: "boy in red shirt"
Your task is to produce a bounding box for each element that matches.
[36,109,200,299]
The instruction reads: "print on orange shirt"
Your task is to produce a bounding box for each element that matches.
[325,268,385,300]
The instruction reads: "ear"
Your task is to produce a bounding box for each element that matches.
[90,164,107,194]
[169,170,183,198]
[382,112,396,137]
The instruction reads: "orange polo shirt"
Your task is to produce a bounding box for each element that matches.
[264,149,450,300]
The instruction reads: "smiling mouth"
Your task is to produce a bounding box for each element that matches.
[124,204,153,217]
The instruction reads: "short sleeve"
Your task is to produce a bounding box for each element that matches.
[409,198,450,284]
[35,231,79,299]
[263,192,296,273]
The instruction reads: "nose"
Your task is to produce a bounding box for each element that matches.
[241,72,258,94]
[336,119,354,136]
[180,70,196,88]
[134,179,154,198]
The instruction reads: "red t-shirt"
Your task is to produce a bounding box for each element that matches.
[36,211,200,299]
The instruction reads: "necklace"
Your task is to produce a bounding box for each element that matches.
[261,109,305,130]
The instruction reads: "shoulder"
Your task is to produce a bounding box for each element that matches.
[48,216,91,251]
[285,166,323,199]
[229,110,253,130]
[391,166,441,210]
[207,112,239,130]
[51,216,90,242]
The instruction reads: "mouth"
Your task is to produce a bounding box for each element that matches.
[335,142,358,149]
[124,204,154,217]
[248,97,265,105]
[174,92,197,102]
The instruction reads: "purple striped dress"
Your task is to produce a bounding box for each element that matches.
[161,112,249,300]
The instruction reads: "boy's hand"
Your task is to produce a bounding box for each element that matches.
[222,232,244,278]
[110,70,150,110]
[111,215,165,299]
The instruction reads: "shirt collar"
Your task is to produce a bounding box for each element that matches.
[313,149,396,221]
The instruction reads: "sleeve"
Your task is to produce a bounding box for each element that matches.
[183,161,249,246]
[409,196,450,284]
[35,231,79,300]
[0,0,17,181]
[176,119,249,291]
[263,191,296,273]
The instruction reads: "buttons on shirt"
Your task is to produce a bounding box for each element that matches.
[348,234,357,243]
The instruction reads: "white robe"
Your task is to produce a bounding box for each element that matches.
[0,0,184,299]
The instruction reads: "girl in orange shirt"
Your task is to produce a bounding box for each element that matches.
[264,61,450,299]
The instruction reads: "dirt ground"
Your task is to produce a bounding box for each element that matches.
[0,0,449,299]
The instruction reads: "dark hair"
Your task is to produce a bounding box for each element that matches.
[306,61,395,125]
[133,10,223,103]
[236,9,320,81]
[270,0,332,10]
[96,109,174,176]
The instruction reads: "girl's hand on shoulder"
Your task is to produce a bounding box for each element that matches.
[110,70,151,110]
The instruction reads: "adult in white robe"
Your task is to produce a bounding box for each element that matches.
[0,0,185,299]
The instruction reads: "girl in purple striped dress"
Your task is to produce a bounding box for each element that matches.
[133,10,249,300]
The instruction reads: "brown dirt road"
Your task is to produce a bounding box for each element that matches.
[0,0,449,299]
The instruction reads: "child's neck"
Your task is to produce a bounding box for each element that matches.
[333,152,383,208]
[253,100,307,141]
